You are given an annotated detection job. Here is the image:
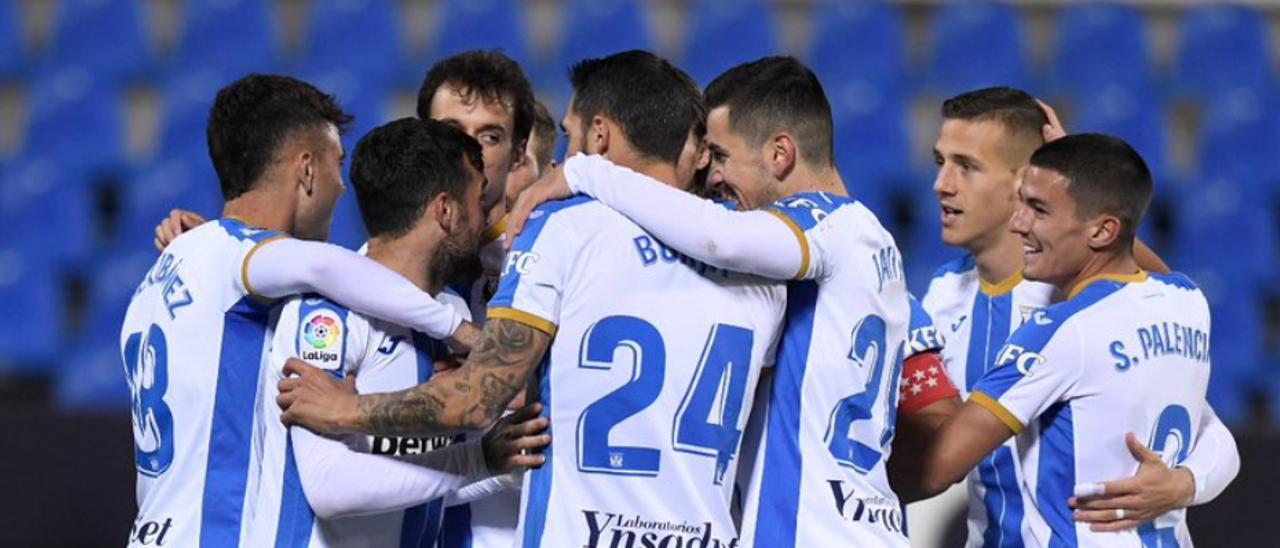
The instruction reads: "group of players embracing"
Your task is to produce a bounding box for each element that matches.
[126,46,1238,548]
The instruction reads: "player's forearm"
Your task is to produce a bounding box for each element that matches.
[564,154,803,279]
[1182,403,1240,505]
[247,239,465,339]
[354,319,549,436]
[293,428,487,519]
[891,397,962,501]
[920,401,1014,496]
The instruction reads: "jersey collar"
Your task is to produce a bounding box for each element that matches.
[978,269,1023,297]
[1067,269,1149,300]
[482,214,508,247]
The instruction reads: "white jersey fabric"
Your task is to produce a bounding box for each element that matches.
[489,194,786,548]
[971,271,1211,547]
[925,258,1239,547]
[923,257,1054,547]
[122,219,284,547]
[561,155,911,547]
[246,294,487,548]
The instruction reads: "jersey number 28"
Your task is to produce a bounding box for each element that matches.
[124,323,175,477]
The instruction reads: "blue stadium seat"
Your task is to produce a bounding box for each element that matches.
[1196,86,1280,191]
[553,0,652,72]
[1173,176,1277,295]
[120,156,222,243]
[1051,3,1152,95]
[833,87,911,222]
[0,242,61,371]
[0,1,24,77]
[1170,267,1263,426]
[298,0,401,84]
[682,0,780,86]
[295,67,391,152]
[173,0,277,75]
[808,1,908,94]
[46,0,152,83]
[155,67,235,162]
[21,65,124,170]
[0,158,96,265]
[429,0,529,66]
[1173,5,1274,97]
[926,2,1029,95]
[1072,84,1171,178]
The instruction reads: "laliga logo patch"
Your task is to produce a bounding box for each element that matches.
[300,311,342,366]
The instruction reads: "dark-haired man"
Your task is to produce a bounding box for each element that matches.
[916,134,1215,547]
[246,118,548,547]
[121,74,478,547]
[509,55,915,547]
[912,87,1238,545]
[276,50,786,548]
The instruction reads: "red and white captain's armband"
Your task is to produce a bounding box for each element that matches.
[898,350,959,415]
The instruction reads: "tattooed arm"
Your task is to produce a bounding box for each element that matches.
[278,318,551,436]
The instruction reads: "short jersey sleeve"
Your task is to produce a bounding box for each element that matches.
[763,193,839,280]
[971,311,1084,434]
[486,201,584,336]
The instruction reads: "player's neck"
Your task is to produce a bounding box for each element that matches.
[1060,250,1141,299]
[969,230,1025,288]
[782,162,846,199]
[486,198,506,228]
[366,237,437,294]
[221,189,295,235]
[626,158,682,189]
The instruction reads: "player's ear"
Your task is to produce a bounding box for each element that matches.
[509,139,528,173]
[590,115,610,156]
[767,132,797,180]
[1088,214,1122,250]
[431,191,455,232]
[297,149,316,196]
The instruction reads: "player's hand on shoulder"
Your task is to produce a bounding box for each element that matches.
[505,163,571,246]
[278,357,359,436]
[1069,432,1196,532]
[153,208,206,251]
[481,402,549,475]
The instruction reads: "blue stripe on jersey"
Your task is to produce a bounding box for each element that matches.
[965,291,1023,547]
[767,191,853,231]
[199,297,273,546]
[1038,402,1077,548]
[521,356,554,547]
[440,503,474,548]
[490,195,593,310]
[977,446,1025,548]
[752,280,819,548]
[274,440,314,548]
[395,331,444,548]
[907,294,944,354]
[931,254,975,281]
[217,218,281,242]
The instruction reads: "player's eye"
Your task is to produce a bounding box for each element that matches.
[480,132,502,146]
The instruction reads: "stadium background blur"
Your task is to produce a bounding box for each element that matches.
[0,0,1275,545]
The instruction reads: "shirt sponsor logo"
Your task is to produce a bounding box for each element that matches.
[129,517,175,546]
[369,434,456,456]
[582,511,738,548]
[827,481,905,534]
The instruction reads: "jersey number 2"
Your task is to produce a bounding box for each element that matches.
[124,323,175,477]
[824,314,906,474]
[577,315,752,485]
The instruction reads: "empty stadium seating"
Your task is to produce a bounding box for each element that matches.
[0,1,1274,425]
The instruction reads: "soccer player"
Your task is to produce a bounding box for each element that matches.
[247,118,551,546]
[908,88,1238,543]
[509,56,914,547]
[120,75,486,547]
[277,50,786,548]
[504,99,559,207]
[917,133,1217,546]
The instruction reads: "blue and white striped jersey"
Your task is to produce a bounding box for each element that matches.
[245,294,481,548]
[738,192,912,548]
[922,256,1054,547]
[971,271,1210,547]
[121,218,283,547]
[490,196,786,548]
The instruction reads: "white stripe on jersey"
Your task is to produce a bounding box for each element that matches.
[922,256,1053,547]
[972,272,1210,547]
[122,219,282,547]
[492,196,786,548]
[739,192,911,548]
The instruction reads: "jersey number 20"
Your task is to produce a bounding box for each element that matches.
[124,323,175,477]
[577,315,752,485]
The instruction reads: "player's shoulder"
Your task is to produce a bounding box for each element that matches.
[511,194,599,247]
[1146,270,1201,293]
[921,255,976,307]
[1006,279,1127,353]
[930,254,976,282]
[287,294,366,372]
[767,191,856,231]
